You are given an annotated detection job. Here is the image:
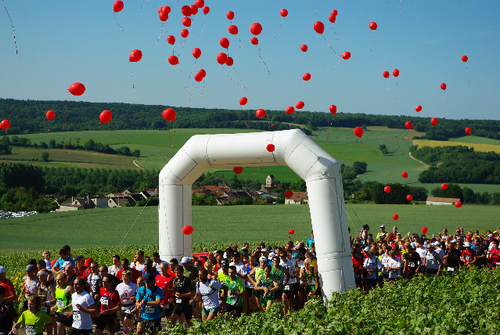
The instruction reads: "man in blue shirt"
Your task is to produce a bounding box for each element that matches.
[306,231,315,249]
[51,248,76,276]
[135,274,163,335]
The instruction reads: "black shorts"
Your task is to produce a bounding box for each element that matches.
[172,303,192,320]
[246,288,254,298]
[382,273,389,279]
[274,290,283,300]
[367,279,378,287]
[406,271,416,279]
[68,328,91,335]
[224,304,242,317]
[56,313,73,327]
[121,305,135,319]
[139,318,161,334]
[294,283,304,293]
[160,304,173,318]
[96,314,117,332]
[426,268,438,275]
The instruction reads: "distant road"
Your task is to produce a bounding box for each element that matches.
[408,152,430,167]
[133,160,144,169]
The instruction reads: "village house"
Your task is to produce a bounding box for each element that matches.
[285,192,308,205]
[426,197,461,205]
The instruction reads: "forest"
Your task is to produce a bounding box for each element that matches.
[0,98,499,140]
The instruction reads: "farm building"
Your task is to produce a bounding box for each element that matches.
[285,192,308,205]
[426,197,460,205]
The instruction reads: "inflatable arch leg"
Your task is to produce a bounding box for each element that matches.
[159,129,355,299]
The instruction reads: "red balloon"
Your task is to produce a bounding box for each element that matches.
[422,227,428,235]
[461,55,468,63]
[162,108,176,121]
[228,24,238,35]
[198,69,206,78]
[342,51,351,60]
[202,6,210,14]
[182,16,192,27]
[159,11,169,21]
[168,55,179,65]
[233,167,243,174]
[181,5,191,16]
[256,109,266,119]
[353,126,363,138]
[226,11,234,20]
[328,14,336,23]
[303,73,311,81]
[194,73,203,82]
[392,214,399,221]
[266,144,275,152]
[167,35,176,45]
[220,37,229,49]
[465,127,471,135]
[369,21,377,30]
[286,106,295,114]
[113,1,124,13]
[296,101,304,109]
[239,97,248,106]
[284,190,293,198]
[192,48,201,59]
[216,52,228,65]
[99,110,112,123]
[180,29,189,38]
[441,183,448,190]
[382,71,389,78]
[392,69,399,77]
[190,5,198,15]
[313,21,324,34]
[300,44,308,52]
[280,8,288,17]
[440,83,447,90]
[384,186,391,193]
[226,57,234,66]
[161,6,171,14]
[129,49,142,62]
[455,201,462,208]
[250,22,262,35]
[402,171,408,178]
[46,110,55,121]
[406,194,413,201]
[182,225,193,235]
[331,9,338,16]
[431,117,438,126]
[195,0,204,9]
[405,121,413,130]
[0,120,11,130]
[288,229,295,235]
[68,82,85,96]
[415,105,422,112]
[250,37,259,45]
[329,105,337,114]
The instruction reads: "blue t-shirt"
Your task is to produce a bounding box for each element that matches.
[135,286,163,320]
[306,237,315,249]
[53,257,75,270]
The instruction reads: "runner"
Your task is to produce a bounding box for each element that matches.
[116,270,138,335]
[52,273,73,335]
[0,266,16,303]
[135,273,163,335]
[95,275,120,335]
[86,262,100,301]
[299,259,318,300]
[19,264,39,311]
[108,256,121,277]
[35,270,55,335]
[154,263,174,325]
[223,266,245,318]
[247,256,266,312]
[191,268,223,321]
[51,248,75,276]
[12,296,53,335]
[117,259,141,284]
[271,255,289,313]
[255,265,278,311]
[279,250,297,314]
[152,253,166,274]
[0,286,17,335]
[169,266,194,327]
[132,251,146,273]
[69,277,97,335]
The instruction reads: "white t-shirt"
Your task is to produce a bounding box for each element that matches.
[116,282,138,306]
[196,279,222,309]
[44,259,52,271]
[279,259,297,284]
[87,273,100,291]
[153,260,167,273]
[71,290,95,330]
[108,265,121,277]
[416,247,427,259]
[385,258,401,279]
[132,261,145,272]
[435,247,445,263]
[229,262,247,282]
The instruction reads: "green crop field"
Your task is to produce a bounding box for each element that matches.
[1,203,498,253]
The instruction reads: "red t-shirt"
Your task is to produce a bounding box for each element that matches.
[116,268,142,283]
[0,279,15,300]
[155,274,174,305]
[99,287,120,314]
[351,253,364,274]
[461,250,475,264]
[167,269,175,277]
[489,248,500,264]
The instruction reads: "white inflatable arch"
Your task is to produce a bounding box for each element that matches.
[159,129,355,299]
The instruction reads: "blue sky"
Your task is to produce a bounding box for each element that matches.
[0,0,499,121]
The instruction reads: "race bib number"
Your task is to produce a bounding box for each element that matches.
[175,298,182,304]
[56,299,64,308]
[408,262,416,268]
[144,306,154,314]
[25,325,35,335]
[100,296,109,306]
[447,267,455,272]
[284,285,290,291]
[466,256,472,261]
[306,278,316,286]
[73,311,81,321]
[40,306,48,313]
[227,295,238,306]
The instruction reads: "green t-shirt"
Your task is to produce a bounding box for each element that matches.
[225,277,244,307]
[271,266,284,290]
[259,276,274,305]
[18,310,53,334]
[218,270,229,284]
[55,285,72,313]
[183,265,198,281]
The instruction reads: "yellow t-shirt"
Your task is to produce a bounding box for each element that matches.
[18,310,53,334]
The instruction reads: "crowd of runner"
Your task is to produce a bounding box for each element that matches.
[1,226,499,335]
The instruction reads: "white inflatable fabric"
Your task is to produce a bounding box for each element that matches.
[159,129,355,298]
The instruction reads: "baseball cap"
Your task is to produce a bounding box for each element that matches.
[261,248,268,253]
[232,252,241,258]
[221,261,229,268]
[84,257,94,267]
[292,253,299,259]
[268,252,276,259]
[39,270,50,276]
[464,242,471,248]
[380,225,385,228]
[26,264,36,272]
[0,266,6,273]
[75,255,85,262]
[144,273,155,283]
[363,246,371,252]
[181,257,192,264]
[259,256,267,262]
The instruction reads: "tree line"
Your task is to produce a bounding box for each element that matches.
[410,145,500,184]
[1,98,498,140]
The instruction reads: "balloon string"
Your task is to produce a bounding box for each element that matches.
[272,111,287,131]
[201,16,206,33]
[305,53,316,68]
[394,80,398,99]
[399,0,403,16]
[113,12,123,32]
[321,35,337,54]
[250,150,267,179]
[2,0,19,55]
[156,23,166,45]
[255,46,270,75]
[240,107,249,130]
[465,65,470,87]
[386,78,389,93]
[327,24,339,47]
[222,65,247,89]
[62,96,67,151]
[327,56,341,72]
[230,66,247,91]
[177,63,188,93]
[187,59,198,87]
[99,123,112,155]
[177,27,192,58]
[309,0,318,16]
[442,92,446,107]
[47,120,50,136]
[238,37,243,49]
[273,19,286,39]
[325,115,336,139]
[140,0,151,9]
[371,32,377,60]
[188,83,199,100]
[129,62,137,91]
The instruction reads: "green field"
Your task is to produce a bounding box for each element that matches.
[1,204,498,252]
